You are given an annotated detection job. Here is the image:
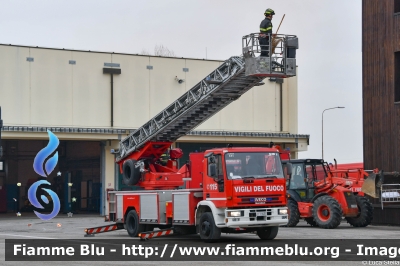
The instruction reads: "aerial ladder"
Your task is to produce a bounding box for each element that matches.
[85,33,299,240]
[112,33,299,189]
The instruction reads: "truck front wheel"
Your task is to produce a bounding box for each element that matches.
[256,226,279,240]
[286,199,300,227]
[199,212,221,242]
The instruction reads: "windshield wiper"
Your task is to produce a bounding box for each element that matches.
[242,176,256,179]
[251,175,279,179]
[241,175,279,179]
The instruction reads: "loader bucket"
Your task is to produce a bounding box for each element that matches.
[361,171,383,198]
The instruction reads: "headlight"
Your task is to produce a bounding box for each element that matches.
[278,209,288,215]
[227,211,242,217]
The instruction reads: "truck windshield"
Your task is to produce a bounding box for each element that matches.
[225,152,284,179]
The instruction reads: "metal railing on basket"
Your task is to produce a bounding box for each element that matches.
[242,33,298,77]
[380,184,400,209]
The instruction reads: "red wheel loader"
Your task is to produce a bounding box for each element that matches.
[281,159,371,229]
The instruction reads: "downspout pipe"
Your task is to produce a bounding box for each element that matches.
[103,68,121,127]
[275,78,284,132]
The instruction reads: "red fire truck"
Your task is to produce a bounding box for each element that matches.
[107,147,289,242]
[86,33,299,242]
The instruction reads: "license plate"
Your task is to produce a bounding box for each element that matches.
[256,212,266,216]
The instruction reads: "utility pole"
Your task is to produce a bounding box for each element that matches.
[322,106,345,160]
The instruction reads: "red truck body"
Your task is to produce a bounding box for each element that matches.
[108,147,288,241]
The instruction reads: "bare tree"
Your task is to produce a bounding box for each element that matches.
[140,49,151,55]
[154,44,176,57]
[139,44,176,57]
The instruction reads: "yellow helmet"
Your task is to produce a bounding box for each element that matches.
[264,8,275,16]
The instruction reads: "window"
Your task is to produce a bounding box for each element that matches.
[395,0,400,13]
[216,155,223,180]
[207,154,224,192]
[207,154,223,179]
[395,52,400,102]
[305,163,328,181]
[289,163,306,189]
[225,152,284,179]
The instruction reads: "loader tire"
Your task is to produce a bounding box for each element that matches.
[126,210,145,237]
[345,196,373,227]
[305,217,318,227]
[312,196,342,229]
[199,212,221,242]
[123,159,141,186]
[286,199,300,227]
[257,226,279,240]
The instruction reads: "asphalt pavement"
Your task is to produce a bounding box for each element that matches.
[0,212,398,266]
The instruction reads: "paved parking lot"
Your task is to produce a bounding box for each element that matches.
[0,213,399,266]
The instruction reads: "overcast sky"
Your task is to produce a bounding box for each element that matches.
[0,0,362,163]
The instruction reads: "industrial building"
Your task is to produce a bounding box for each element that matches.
[362,0,400,224]
[0,44,309,215]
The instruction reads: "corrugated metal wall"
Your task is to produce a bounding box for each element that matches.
[0,45,298,134]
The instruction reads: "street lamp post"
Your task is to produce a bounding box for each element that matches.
[322,106,345,160]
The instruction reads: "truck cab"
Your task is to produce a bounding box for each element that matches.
[194,147,289,241]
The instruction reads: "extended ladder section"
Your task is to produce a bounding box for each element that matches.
[115,56,262,162]
[115,34,298,163]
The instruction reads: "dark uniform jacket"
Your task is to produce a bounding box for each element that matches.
[260,17,273,36]
[259,17,273,56]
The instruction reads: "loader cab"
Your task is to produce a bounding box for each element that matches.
[283,159,329,202]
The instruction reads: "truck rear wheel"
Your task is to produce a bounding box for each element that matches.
[286,199,300,227]
[257,226,278,240]
[199,212,221,242]
[345,196,373,227]
[123,159,141,186]
[312,196,342,229]
[126,210,145,237]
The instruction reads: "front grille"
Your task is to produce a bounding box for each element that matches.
[344,192,357,208]
[239,196,282,204]
[249,209,272,221]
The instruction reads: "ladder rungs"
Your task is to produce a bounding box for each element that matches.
[116,56,266,162]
